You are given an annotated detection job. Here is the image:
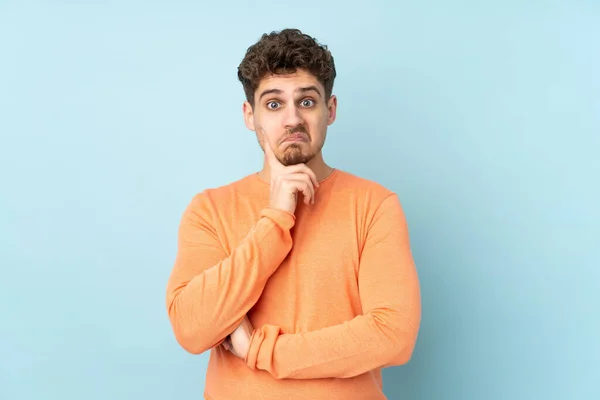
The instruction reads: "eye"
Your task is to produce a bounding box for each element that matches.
[266,101,281,110]
[300,99,315,108]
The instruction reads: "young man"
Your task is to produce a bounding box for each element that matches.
[166,29,421,399]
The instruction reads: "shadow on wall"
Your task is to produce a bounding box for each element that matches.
[380,213,475,400]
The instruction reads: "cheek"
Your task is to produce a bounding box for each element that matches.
[256,123,276,146]
[255,113,277,132]
[305,112,328,131]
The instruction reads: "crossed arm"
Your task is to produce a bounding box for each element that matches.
[167,192,421,380]
[230,194,422,380]
[166,193,297,354]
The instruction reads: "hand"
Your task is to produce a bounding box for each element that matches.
[264,139,319,213]
[223,316,254,360]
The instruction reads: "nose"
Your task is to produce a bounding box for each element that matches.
[283,103,305,128]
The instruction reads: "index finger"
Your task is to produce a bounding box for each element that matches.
[263,138,283,171]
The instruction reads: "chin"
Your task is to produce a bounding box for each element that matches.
[281,146,314,166]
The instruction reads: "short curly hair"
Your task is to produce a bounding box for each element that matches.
[237,29,336,106]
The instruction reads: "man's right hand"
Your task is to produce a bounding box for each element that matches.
[264,139,319,214]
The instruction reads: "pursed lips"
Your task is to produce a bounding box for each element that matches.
[282,133,309,142]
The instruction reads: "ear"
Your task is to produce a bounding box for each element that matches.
[243,101,255,131]
[326,95,337,126]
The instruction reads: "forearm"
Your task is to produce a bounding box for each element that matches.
[246,303,420,379]
[246,193,421,379]
[167,207,295,354]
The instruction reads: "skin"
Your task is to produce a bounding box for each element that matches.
[243,69,338,183]
[222,68,338,359]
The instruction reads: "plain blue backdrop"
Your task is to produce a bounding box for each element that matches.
[1,1,598,399]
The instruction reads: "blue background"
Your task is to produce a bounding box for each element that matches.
[1,1,598,399]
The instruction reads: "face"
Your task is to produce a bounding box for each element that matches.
[243,69,337,166]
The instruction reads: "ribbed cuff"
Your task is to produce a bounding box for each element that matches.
[245,324,281,372]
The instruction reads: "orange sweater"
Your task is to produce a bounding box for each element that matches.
[166,169,421,400]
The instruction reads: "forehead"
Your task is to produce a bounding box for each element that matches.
[256,69,324,95]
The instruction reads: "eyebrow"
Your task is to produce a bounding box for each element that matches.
[258,85,322,101]
[298,85,322,97]
[258,88,283,101]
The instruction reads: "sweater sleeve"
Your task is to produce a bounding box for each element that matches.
[245,193,421,379]
[166,193,295,355]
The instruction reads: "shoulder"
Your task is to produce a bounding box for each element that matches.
[185,173,259,216]
[330,169,407,239]
[331,169,398,205]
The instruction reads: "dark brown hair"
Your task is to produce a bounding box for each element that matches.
[237,29,336,106]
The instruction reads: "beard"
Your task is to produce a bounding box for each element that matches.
[280,143,316,166]
[258,124,325,166]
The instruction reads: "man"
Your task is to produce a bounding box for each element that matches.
[166,28,421,399]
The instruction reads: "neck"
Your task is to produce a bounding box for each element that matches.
[257,152,334,183]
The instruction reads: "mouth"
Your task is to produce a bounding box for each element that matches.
[282,133,309,143]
